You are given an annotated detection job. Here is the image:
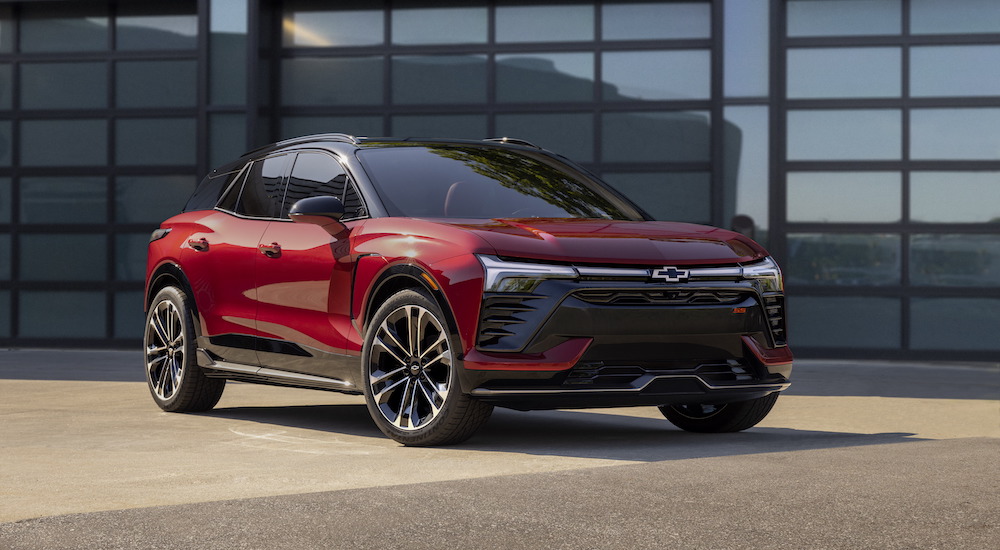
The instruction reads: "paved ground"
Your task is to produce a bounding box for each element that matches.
[0,350,997,549]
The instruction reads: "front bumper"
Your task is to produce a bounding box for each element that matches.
[458,276,792,410]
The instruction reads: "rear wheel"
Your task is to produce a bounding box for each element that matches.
[362,288,492,446]
[144,286,225,412]
[659,393,779,433]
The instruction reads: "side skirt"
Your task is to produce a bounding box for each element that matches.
[197,351,362,395]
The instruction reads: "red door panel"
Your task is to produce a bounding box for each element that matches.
[180,211,270,364]
[253,220,359,378]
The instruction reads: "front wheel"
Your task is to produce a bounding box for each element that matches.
[362,289,492,446]
[658,393,779,433]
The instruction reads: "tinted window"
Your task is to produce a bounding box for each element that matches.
[283,152,366,220]
[219,155,289,218]
[356,146,640,220]
[202,166,247,213]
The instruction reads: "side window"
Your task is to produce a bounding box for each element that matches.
[215,164,250,213]
[343,182,366,220]
[281,151,367,220]
[282,152,347,218]
[218,154,289,218]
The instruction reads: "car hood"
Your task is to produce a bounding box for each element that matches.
[439,218,768,266]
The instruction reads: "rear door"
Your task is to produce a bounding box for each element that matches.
[184,153,290,365]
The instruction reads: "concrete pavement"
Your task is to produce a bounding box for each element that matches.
[0,349,997,548]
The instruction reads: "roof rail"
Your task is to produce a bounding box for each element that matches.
[274,133,361,147]
[241,133,361,157]
[484,137,541,149]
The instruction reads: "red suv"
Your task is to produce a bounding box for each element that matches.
[144,134,792,446]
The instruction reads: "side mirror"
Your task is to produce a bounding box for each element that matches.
[289,195,347,234]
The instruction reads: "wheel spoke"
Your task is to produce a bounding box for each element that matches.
[415,378,442,416]
[374,375,408,403]
[370,365,407,386]
[152,358,168,395]
[150,312,170,347]
[374,334,408,368]
[421,349,451,370]
[405,306,418,357]
[418,332,447,360]
[391,378,415,428]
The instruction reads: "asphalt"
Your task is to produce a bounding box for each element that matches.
[0,350,997,549]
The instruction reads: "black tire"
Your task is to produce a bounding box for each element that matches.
[659,392,779,433]
[362,288,493,446]
[143,286,225,413]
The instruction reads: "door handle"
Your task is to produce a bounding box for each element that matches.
[188,238,209,251]
[259,242,281,258]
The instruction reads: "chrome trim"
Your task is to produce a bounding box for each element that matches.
[204,358,352,388]
[205,360,258,375]
[479,255,784,289]
[470,374,790,397]
[259,368,352,387]
[689,266,744,278]
[576,266,649,278]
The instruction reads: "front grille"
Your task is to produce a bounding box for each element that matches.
[573,289,746,306]
[478,294,540,347]
[764,295,787,346]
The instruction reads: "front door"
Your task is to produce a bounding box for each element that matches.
[253,151,361,384]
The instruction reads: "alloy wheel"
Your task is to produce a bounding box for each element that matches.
[368,304,452,431]
[145,299,186,401]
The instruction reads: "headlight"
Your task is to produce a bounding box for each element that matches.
[477,255,577,293]
[742,256,783,292]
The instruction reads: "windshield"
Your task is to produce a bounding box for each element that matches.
[356,145,643,220]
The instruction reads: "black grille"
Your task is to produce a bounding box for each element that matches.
[764,295,787,346]
[564,359,757,388]
[573,289,746,306]
[478,294,540,347]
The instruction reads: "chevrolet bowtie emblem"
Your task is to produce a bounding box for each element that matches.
[652,266,690,283]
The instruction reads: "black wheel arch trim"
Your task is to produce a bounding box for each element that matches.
[362,263,460,341]
[146,263,200,324]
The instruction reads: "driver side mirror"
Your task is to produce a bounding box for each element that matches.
[289,195,347,235]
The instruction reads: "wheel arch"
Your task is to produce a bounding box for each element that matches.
[146,262,197,314]
[362,264,461,342]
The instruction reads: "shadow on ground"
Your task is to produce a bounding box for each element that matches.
[205,402,921,462]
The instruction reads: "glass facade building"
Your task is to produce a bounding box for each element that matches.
[0,0,997,360]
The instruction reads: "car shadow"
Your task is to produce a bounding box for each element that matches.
[202,403,922,463]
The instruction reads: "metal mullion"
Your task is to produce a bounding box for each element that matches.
[722,97,771,107]
[595,39,714,52]
[709,0,724,228]
[266,1,283,144]
[382,0,392,136]
[486,1,496,138]
[768,0,787,265]
[900,0,912,352]
[106,3,119,341]
[106,5,119,339]
[785,98,904,110]
[246,0,260,151]
[597,100,714,112]
[196,0,210,178]
[9,3,20,338]
[785,35,906,48]
[592,0,602,166]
